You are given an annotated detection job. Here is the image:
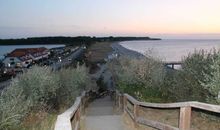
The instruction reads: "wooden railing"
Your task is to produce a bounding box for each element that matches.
[54,91,92,130]
[115,91,220,130]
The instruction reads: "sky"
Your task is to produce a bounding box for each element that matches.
[0,0,220,39]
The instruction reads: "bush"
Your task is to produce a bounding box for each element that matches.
[165,49,220,102]
[0,65,91,130]
[108,49,220,104]
[56,64,90,107]
[201,54,220,104]
[18,67,59,107]
[0,85,30,130]
[108,56,166,102]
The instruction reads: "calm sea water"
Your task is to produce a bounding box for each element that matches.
[0,45,65,59]
[120,39,220,62]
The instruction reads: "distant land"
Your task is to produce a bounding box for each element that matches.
[0,36,161,46]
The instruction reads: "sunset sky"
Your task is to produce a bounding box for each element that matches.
[0,0,220,39]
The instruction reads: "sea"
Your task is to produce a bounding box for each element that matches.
[120,39,220,62]
[0,45,65,60]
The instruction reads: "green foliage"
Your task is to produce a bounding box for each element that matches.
[163,50,214,102]
[0,65,90,130]
[17,67,58,107]
[56,64,90,106]
[0,86,30,130]
[200,54,220,104]
[163,49,220,103]
[109,49,220,104]
[108,56,166,102]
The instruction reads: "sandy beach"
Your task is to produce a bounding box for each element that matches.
[111,43,145,58]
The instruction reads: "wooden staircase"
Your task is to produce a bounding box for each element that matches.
[84,96,127,130]
[54,91,220,130]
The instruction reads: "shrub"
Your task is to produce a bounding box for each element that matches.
[108,49,220,103]
[201,54,220,104]
[56,64,90,107]
[17,66,59,107]
[0,85,30,130]
[166,49,220,102]
[108,56,166,102]
[0,65,91,130]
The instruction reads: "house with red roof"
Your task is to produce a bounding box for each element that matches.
[3,47,50,67]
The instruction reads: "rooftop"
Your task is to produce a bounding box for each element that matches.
[7,47,48,58]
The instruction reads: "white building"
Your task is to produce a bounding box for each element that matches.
[3,47,50,68]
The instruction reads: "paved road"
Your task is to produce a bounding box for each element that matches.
[52,47,85,70]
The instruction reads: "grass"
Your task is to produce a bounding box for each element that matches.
[86,42,113,63]
[18,112,57,130]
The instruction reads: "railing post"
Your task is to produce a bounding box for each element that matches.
[79,100,82,130]
[179,106,191,130]
[123,95,127,113]
[133,104,139,128]
[116,93,119,107]
[81,96,85,115]
[115,92,117,106]
[119,95,121,109]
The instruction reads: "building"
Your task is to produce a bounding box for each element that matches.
[3,47,50,68]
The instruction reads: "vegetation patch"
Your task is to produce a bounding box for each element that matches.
[109,50,220,129]
[108,56,167,102]
[86,42,113,63]
[0,65,91,130]
[108,49,220,104]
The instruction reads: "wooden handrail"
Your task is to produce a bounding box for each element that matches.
[115,92,220,130]
[54,90,91,130]
[124,94,220,112]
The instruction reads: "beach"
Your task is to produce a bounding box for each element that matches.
[111,43,145,58]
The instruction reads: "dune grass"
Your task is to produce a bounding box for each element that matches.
[0,65,91,130]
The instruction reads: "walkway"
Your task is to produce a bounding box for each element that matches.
[84,96,128,130]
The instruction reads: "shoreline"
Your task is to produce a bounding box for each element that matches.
[111,42,145,58]
[110,42,182,70]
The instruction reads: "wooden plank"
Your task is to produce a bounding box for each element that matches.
[137,117,179,130]
[179,107,191,130]
[138,101,192,109]
[125,107,135,120]
[136,99,220,113]
[190,102,220,113]
[124,94,140,105]
[127,100,134,113]
[134,104,138,121]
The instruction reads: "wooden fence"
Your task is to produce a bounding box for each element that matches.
[54,91,93,130]
[115,90,220,130]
